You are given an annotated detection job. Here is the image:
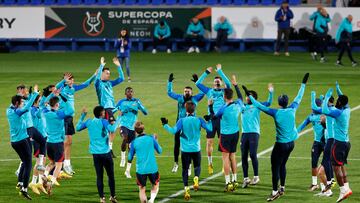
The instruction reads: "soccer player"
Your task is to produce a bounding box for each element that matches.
[162,101,212,200]
[321,84,352,202]
[152,20,172,54]
[194,64,231,175]
[113,87,148,177]
[114,28,132,82]
[76,106,120,203]
[55,71,97,175]
[232,75,274,188]
[213,88,242,192]
[128,121,162,203]
[7,85,39,200]
[95,57,125,158]
[335,15,358,67]
[185,17,205,53]
[167,73,205,173]
[297,96,326,192]
[43,92,74,193]
[242,73,309,201]
[313,8,331,63]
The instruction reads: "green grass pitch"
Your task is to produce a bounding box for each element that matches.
[0,52,359,203]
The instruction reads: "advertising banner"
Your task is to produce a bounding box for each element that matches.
[0,8,44,38]
[212,7,360,39]
[46,7,211,38]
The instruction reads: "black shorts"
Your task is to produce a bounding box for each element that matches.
[120,126,136,144]
[136,172,160,187]
[47,142,64,163]
[105,108,115,122]
[218,132,239,153]
[311,141,325,168]
[207,116,220,139]
[321,138,334,166]
[331,140,351,166]
[64,116,75,136]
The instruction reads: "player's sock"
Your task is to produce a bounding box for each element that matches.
[344,182,349,190]
[208,156,212,165]
[39,155,44,166]
[312,176,317,185]
[126,162,132,171]
[320,183,325,191]
[109,142,113,150]
[149,187,159,202]
[31,175,38,184]
[121,151,126,160]
[44,170,49,177]
[64,159,70,167]
[38,175,43,184]
[225,175,230,184]
[232,174,237,182]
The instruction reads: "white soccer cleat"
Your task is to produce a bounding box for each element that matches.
[152,49,157,54]
[250,176,260,185]
[314,190,333,197]
[195,47,200,53]
[187,47,194,53]
[167,49,172,54]
[171,163,178,173]
[336,189,352,203]
[120,159,126,168]
[285,52,290,56]
[124,170,132,179]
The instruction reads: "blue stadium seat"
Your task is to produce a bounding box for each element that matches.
[111,0,121,4]
[247,0,258,4]
[57,0,68,5]
[275,0,282,4]
[219,0,231,5]
[152,0,162,5]
[289,0,300,5]
[84,0,95,4]
[124,0,135,5]
[3,0,16,5]
[17,0,29,5]
[138,0,149,5]
[261,0,272,5]
[206,0,217,4]
[70,0,81,4]
[165,0,176,4]
[179,0,190,5]
[98,0,109,4]
[43,0,55,5]
[193,0,204,5]
[30,0,42,5]
[233,0,243,4]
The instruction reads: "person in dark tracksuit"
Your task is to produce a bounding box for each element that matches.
[167,73,205,174]
[297,96,326,192]
[7,86,39,200]
[185,18,205,54]
[76,106,120,203]
[309,5,323,60]
[313,8,331,63]
[214,16,233,52]
[243,73,309,202]
[335,15,358,67]
[274,1,294,56]
[128,121,162,203]
[114,28,132,82]
[162,101,212,201]
[232,76,274,188]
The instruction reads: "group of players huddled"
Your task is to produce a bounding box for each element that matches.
[7,57,352,203]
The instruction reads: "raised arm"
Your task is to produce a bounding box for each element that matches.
[95,57,106,81]
[289,73,309,109]
[74,74,96,92]
[16,91,39,116]
[56,100,74,119]
[297,116,311,133]
[311,91,322,114]
[336,81,343,96]
[322,88,342,118]
[76,111,88,131]
[103,118,120,133]
[199,117,212,132]
[127,143,135,163]
[215,64,231,88]
[261,83,274,107]
[231,75,243,101]
[137,99,148,115]
[153,136,162,154]
[163,118,182,135]
[110,58,124,87]
[167,74,182,100]
[242,85,276,117]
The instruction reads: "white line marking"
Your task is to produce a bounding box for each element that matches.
[158,104,360,203]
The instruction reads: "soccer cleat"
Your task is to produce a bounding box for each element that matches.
[100,197,106,203]
[184,187,191,201]
[322,183,333,193]
[68,165,76,174]
[224,182,234,192]
[171,163,178,173]
[352,61,358,67]
[267,191,280,202]
[232,181,240,191]
[59,171,73,179]
[320,57,327,63]
[29,183,40,195]
[46,181,53,196]
[314,190,333,197]
[63,165,73,176]
[242,178,251,188]
[208,164,214,175]
[285,52,290,56]
[188,164,192,177]
[36,183,48,195]
[311,52,317,61]
[195,47,200,53]
[128,77,131,83]
[331,179,337,188]
[19,190,32,200]
[250,176,260,185]
[120,159,126,168]
[336,189,352,203]
[308,184,319,191]
[48,175,60,186]
[335,61,344,67]
[109,196,118,203]
[193,176,199,191]
[279,187,285,196]
[273,52,280,56]
[167,49,171,54]
[124,170,131,179]
[152,49,157,54]
[36,165,46,172]
[16,183,22,190]
[110,150,116,158]
[187,47,194,54]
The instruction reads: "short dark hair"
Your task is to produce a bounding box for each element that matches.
[224,88,233,100]
[102,67,110,72]
[125,87,133,93]
[33,95,41,106]
[336,95,348,108]
[93,106,105,118]
[159,21,165,26]
[248,90,258,100]
[329,96,335,103]
[16,84,25,90]
[11,95,23,106]
[214,76,222,81]
[278,94,289,108]
[185,101,195,114]
[134,121,145,134]
[49,97,60,107]
[184,86,192,90]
